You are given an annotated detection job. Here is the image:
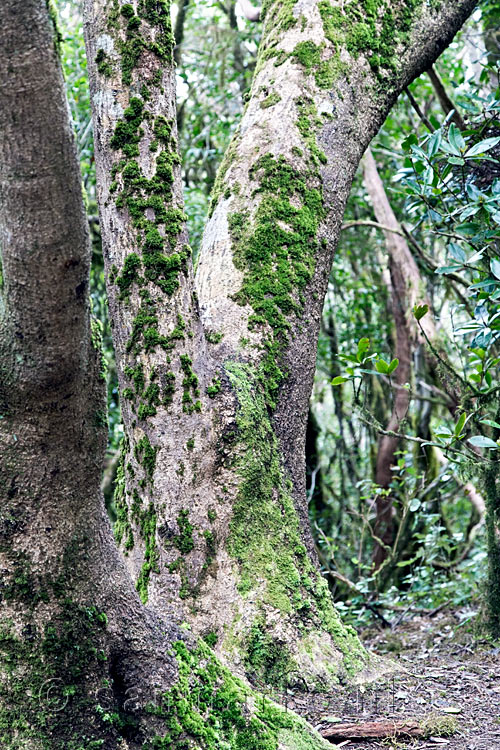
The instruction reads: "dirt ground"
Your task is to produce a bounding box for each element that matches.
[292,608,500,749]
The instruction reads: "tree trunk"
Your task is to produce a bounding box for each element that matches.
[363,148,425,569]
[362,148,484,574]
[0,1,183,745]
[82,0,477,690]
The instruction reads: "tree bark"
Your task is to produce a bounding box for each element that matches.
[83,0,477,691]
[362,148,484,572]
[363,148,426,569]
[427,65,466,129]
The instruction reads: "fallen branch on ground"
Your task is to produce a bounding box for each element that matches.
[321,714,458,743]
[321,720,424,741]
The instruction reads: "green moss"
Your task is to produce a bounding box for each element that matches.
[116,252,142,299]
[225,362,366,678]
[209,139,238,216]
[296,97,328,165]
[205,330,224,344]
[113,439,134,550]
[95,48,113,77]
[202,631,218,648]
[110,97,144,155]
[45,0,62,54]
[174,509,194,554]
[244,620,295,687]
[0,600,111,748]
[134,434,158,483]
[124,362,146,396]
[260,92,282,109]
[180,354,201,414]
[135,502,158,603]
[90,317,107,381]
[228,151,324,408]
[149,640,329,749]
[261,0,299,38]
[207,508,217,523]
[315,0,424,83]
[137,382,161,420]
[108,0,173,87]
[292,40,321,70]
[206,377,221,398]
[126,293,186,355]
[162,370,176,406]
[186,437,195,450]
[154,115,173,144]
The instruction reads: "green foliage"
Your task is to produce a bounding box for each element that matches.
[310,22,500,631]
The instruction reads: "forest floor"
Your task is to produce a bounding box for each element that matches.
[292,608,500,749]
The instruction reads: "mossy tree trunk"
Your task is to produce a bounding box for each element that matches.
[0,1,185,746]
[82,0,477,691]
[0,2,333,748]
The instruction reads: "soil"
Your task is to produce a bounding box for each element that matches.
[289,608,500,749]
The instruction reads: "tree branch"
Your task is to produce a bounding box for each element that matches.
[237,0,261,21]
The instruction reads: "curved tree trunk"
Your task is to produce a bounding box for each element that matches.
[194,0,478,678]
[82,0,477,692]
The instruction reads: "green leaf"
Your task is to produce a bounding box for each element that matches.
[465,136,500,157]
[413,303,429,321]
[455,222,481,237]
[387,358,399,374]
[427,130,442,157]
[468,435,499,449]
[436,265,462,274]
[480,419,500,430]
[331,376,348,386]
[375,359,389,374]
[491,258,500,280]
[448,122,466,153]
[454,412,467,436]
[356,337,370,361]
[409,497,421,512]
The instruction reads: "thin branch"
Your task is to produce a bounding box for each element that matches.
[404,86,435,132]
[237,0,261,21]
[427,65,466,130]
[341,219,407,237]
